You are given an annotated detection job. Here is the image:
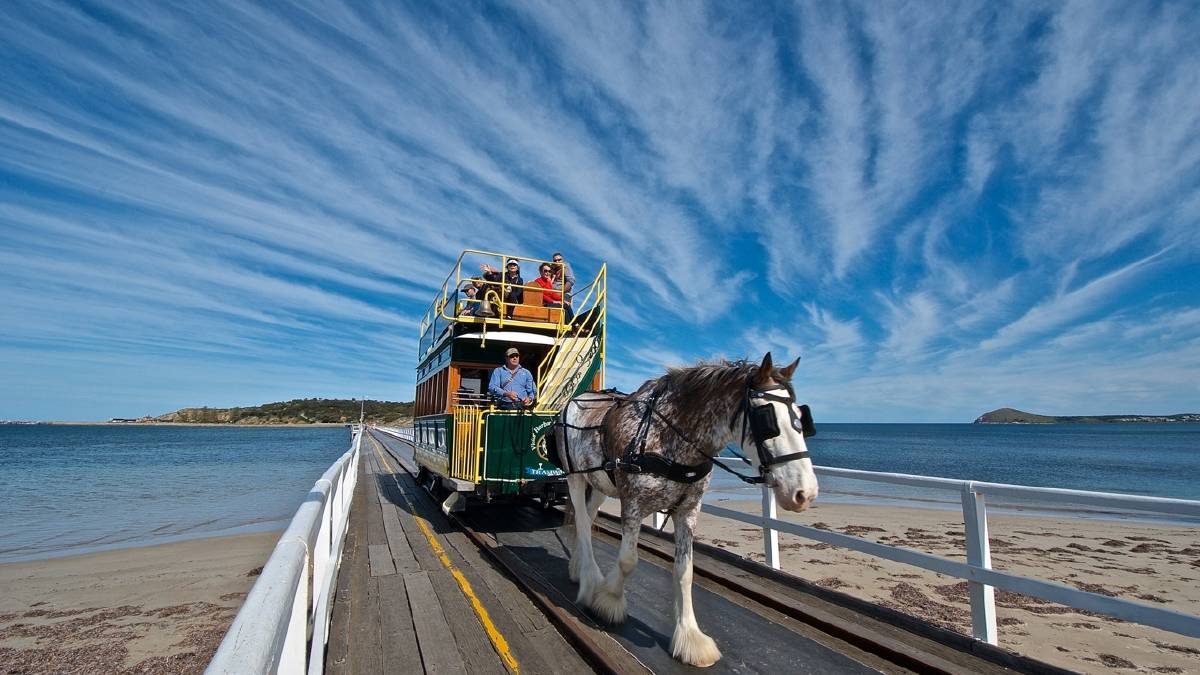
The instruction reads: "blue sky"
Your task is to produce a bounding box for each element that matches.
[1,1,1198,422]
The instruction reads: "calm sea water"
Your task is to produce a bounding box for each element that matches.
[0,425,350,563]
[710,423,1200,521]
[1,423,1196,562]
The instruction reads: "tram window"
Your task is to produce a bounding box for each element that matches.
[455,368,490,405]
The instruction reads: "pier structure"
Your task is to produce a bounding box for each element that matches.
[317,431,1046,674]
[209,425,1200,674]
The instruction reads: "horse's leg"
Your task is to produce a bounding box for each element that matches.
[567,475,603,601]
[559,484,605,554]
[589,500,640,624]
[669,505,721,667]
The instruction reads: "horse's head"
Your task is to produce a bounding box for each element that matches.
[741,352,819,512]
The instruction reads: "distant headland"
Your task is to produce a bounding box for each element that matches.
[110,398,415,425]
[974,407,1200,424]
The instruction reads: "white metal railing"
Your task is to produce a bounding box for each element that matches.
[377,425,414,442]
[207,427,363,674]
[703,462,1200,645]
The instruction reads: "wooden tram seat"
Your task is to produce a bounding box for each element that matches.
[510,288,563,323]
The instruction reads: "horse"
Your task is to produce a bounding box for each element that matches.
[552,352,818,667]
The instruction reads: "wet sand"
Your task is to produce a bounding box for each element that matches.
[602,499,1200,674]
[0,531,278,674]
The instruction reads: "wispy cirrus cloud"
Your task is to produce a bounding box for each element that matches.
[1,0,1197,421]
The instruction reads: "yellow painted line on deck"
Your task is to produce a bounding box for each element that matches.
[371,440,521,674]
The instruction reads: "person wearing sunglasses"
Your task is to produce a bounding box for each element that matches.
[532,263,562,312]
[488,347,536,409]
[550,252,575,322]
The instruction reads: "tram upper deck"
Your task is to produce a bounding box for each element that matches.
[415,250,606,417]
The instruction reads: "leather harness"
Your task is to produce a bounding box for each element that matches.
[551,376,816,486]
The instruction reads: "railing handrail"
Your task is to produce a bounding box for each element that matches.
[811,466,1200,516]
[535,264,606,409]
[705,457,1200,644]
[423,249,577,337]
[207,428,362,674]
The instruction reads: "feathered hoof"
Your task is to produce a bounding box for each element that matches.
[587,587,627,625]
[671,625,721,668]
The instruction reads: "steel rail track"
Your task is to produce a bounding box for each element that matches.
[370,431,1063,675]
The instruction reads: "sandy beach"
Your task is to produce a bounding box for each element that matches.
[605,499,1200,674]
[0,531,278,674]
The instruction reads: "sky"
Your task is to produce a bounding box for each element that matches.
[1,0,1198,422]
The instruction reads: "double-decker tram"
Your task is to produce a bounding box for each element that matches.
[412,250,606,512]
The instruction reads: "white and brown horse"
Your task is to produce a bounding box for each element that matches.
[553,353,818,667]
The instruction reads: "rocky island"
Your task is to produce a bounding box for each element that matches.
[112,398,414,425]
[974,407,1200,424]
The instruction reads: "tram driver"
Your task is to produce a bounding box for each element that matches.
[489,347,537,410]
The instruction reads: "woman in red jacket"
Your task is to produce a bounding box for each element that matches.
[532,262,562,309]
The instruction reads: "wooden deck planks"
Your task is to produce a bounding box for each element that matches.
[405,571,468,675]
[377,573,423,674]
[377,441,571,675]
[326,434,594,674]
[377,479,421,574]
[325,456,366,675]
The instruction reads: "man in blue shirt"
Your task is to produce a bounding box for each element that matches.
[489,347,537,409]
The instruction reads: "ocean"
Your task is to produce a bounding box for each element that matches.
[0,425,350,563]
[710,423,1200,522]
[0,423,1196,563]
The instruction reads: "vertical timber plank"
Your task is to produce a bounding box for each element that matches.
[405,571,467,675]
[377,573,423,673]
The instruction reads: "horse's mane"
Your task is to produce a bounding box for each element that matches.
[663,359,793,391]
[655,359,794,431]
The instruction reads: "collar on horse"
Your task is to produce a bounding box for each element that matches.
[553,376,817,486]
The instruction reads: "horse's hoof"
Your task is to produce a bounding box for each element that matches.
[671,626,721,667]
[576,565,603,605]
[588,588,627,625]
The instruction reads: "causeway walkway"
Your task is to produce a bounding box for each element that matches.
[327,431,1034,674]
[324,433,589,675]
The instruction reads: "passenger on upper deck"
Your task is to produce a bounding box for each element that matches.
[488,347,536,409]
[532,263,561,308]
[502,259,524,318]
[459,277,483,316]
[551,252,575,322]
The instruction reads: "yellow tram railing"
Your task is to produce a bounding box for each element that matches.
[535,264,606,412]
[451,405,484,482]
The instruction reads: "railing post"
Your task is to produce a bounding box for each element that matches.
[762,484,780,570]
[961,483,998,644]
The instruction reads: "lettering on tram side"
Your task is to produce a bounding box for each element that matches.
[525,462,562,477]
[531,418,554,452]
[529,418,563,477]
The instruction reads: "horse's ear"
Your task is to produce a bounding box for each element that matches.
[779,356,800,380]
[755,352,774,384]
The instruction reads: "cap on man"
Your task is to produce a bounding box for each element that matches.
[488,347,536,409]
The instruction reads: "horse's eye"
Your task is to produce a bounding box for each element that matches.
[792,417,804,432]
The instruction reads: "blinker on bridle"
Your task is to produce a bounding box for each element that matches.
[732,380,816,474]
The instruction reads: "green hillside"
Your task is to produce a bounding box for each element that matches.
[153,398,413,425]
[974,408,1200,424]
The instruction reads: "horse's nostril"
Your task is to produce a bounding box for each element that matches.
[794,490,807,505]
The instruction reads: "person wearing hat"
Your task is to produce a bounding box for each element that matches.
[502,258,524,318]
[488,347,536,409]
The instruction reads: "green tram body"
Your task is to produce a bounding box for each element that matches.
[411,250,606,506]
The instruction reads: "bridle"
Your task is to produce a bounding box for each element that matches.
[718,378,816,484]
